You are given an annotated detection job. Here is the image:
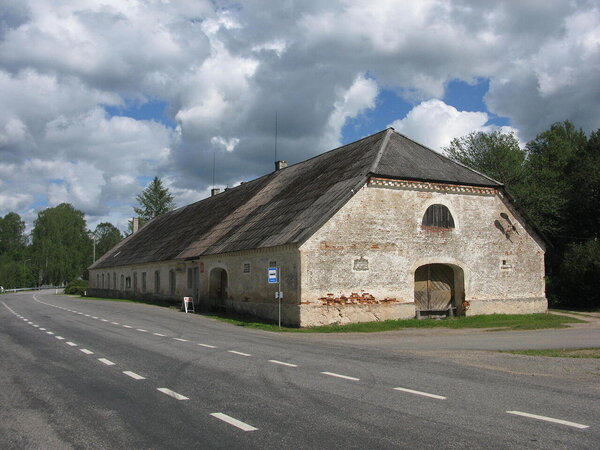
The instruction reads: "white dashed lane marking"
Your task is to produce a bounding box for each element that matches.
[393,387,446,400]
[123,371,145,380]
[122,325,132,328]
[39,328,46,331]
[269,360,298,367]
[66,342,77,347]
[153,333,166,337]
[136,329,148,333]
[46,331,54,335]
[80,349,94,355]
[210,413,258,432]
[111,322,119,325]
[98,358,115,366]
[321,371,359,381]
[157,388,189,400]
[173,338,188,342]
[55,336,65,340]
[228,350,251,357]
[506,411,589,429]
[198,343,216,348]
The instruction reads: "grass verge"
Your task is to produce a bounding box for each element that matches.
[204,312,582,333]
[75,295,177,308]
[70,296,583,333]
[501,348,600,359]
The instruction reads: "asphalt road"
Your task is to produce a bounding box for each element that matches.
[1,290,599,449]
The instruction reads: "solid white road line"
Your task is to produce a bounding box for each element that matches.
[210,413,258,432]
[269,360,298,367]
[98,358,115,366]
[506,411,589,429]
[173,338,188,342]
[55,336,65,340]
[157,388,189,400]
[393,387,447,400]
[228,350,251,357]
[198,343,216,348]
[123,371,145,380]
[80,349,94,355]
[136,329,148,332]
[153,333,166,337]
[321,371,360,381]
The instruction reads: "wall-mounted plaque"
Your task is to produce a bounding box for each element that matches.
[353,257,369,271]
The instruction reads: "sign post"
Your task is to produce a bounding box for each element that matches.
[268,267,282,327]
[182,296,194,313]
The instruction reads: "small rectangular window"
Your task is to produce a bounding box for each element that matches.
[169,270,176,294]
[243,263,251,273]
[126,277,131,289]
[142,272,147,292]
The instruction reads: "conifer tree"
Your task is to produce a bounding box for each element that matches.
[133,177,176,223]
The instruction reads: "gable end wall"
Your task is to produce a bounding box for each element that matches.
[298,180,547,326]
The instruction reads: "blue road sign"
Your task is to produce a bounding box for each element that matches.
[268,267,278,283]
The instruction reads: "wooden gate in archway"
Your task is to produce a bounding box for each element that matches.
[414,264,454,311]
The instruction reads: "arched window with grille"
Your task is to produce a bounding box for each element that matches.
[422,204,455,229]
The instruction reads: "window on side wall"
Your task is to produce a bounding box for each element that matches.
[243,263,251,274]
[422,204,455,230]
[133,272,137,292]
[125,276,131,289]
[142,272,147,292]
[120,274,124,290]
[169,269,176,294]
[155,271,160,293]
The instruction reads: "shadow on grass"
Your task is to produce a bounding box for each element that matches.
[200,311,583,333]
[73,295,583,333]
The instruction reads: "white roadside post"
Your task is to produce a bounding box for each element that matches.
[268,266,281,327]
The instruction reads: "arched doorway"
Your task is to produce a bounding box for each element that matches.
[209,268,228,308]
[414,264,463,315]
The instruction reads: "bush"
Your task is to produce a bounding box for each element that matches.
[64,279,89,295]
[555,240,600,310]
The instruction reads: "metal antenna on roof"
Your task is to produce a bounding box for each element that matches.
[212,150,216,190]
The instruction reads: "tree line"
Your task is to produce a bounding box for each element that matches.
[444,121,599,310]
[0,177,174,289]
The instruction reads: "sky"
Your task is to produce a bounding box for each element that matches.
[1,0,599,233]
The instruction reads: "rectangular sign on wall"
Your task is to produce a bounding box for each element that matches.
[268,267,278,284]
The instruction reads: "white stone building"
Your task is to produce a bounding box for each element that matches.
[89,128,547,326]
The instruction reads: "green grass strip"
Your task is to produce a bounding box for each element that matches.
[205,312,581,333]
[502,348,600,359]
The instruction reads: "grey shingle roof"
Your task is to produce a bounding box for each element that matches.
[90,129,502,269]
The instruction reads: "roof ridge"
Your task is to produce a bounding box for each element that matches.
[388,130,503,186]
[369,127,394,174]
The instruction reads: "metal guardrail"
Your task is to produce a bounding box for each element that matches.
[0,286,65,293]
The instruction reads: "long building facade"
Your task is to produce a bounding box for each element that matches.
[89,129,547,326]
